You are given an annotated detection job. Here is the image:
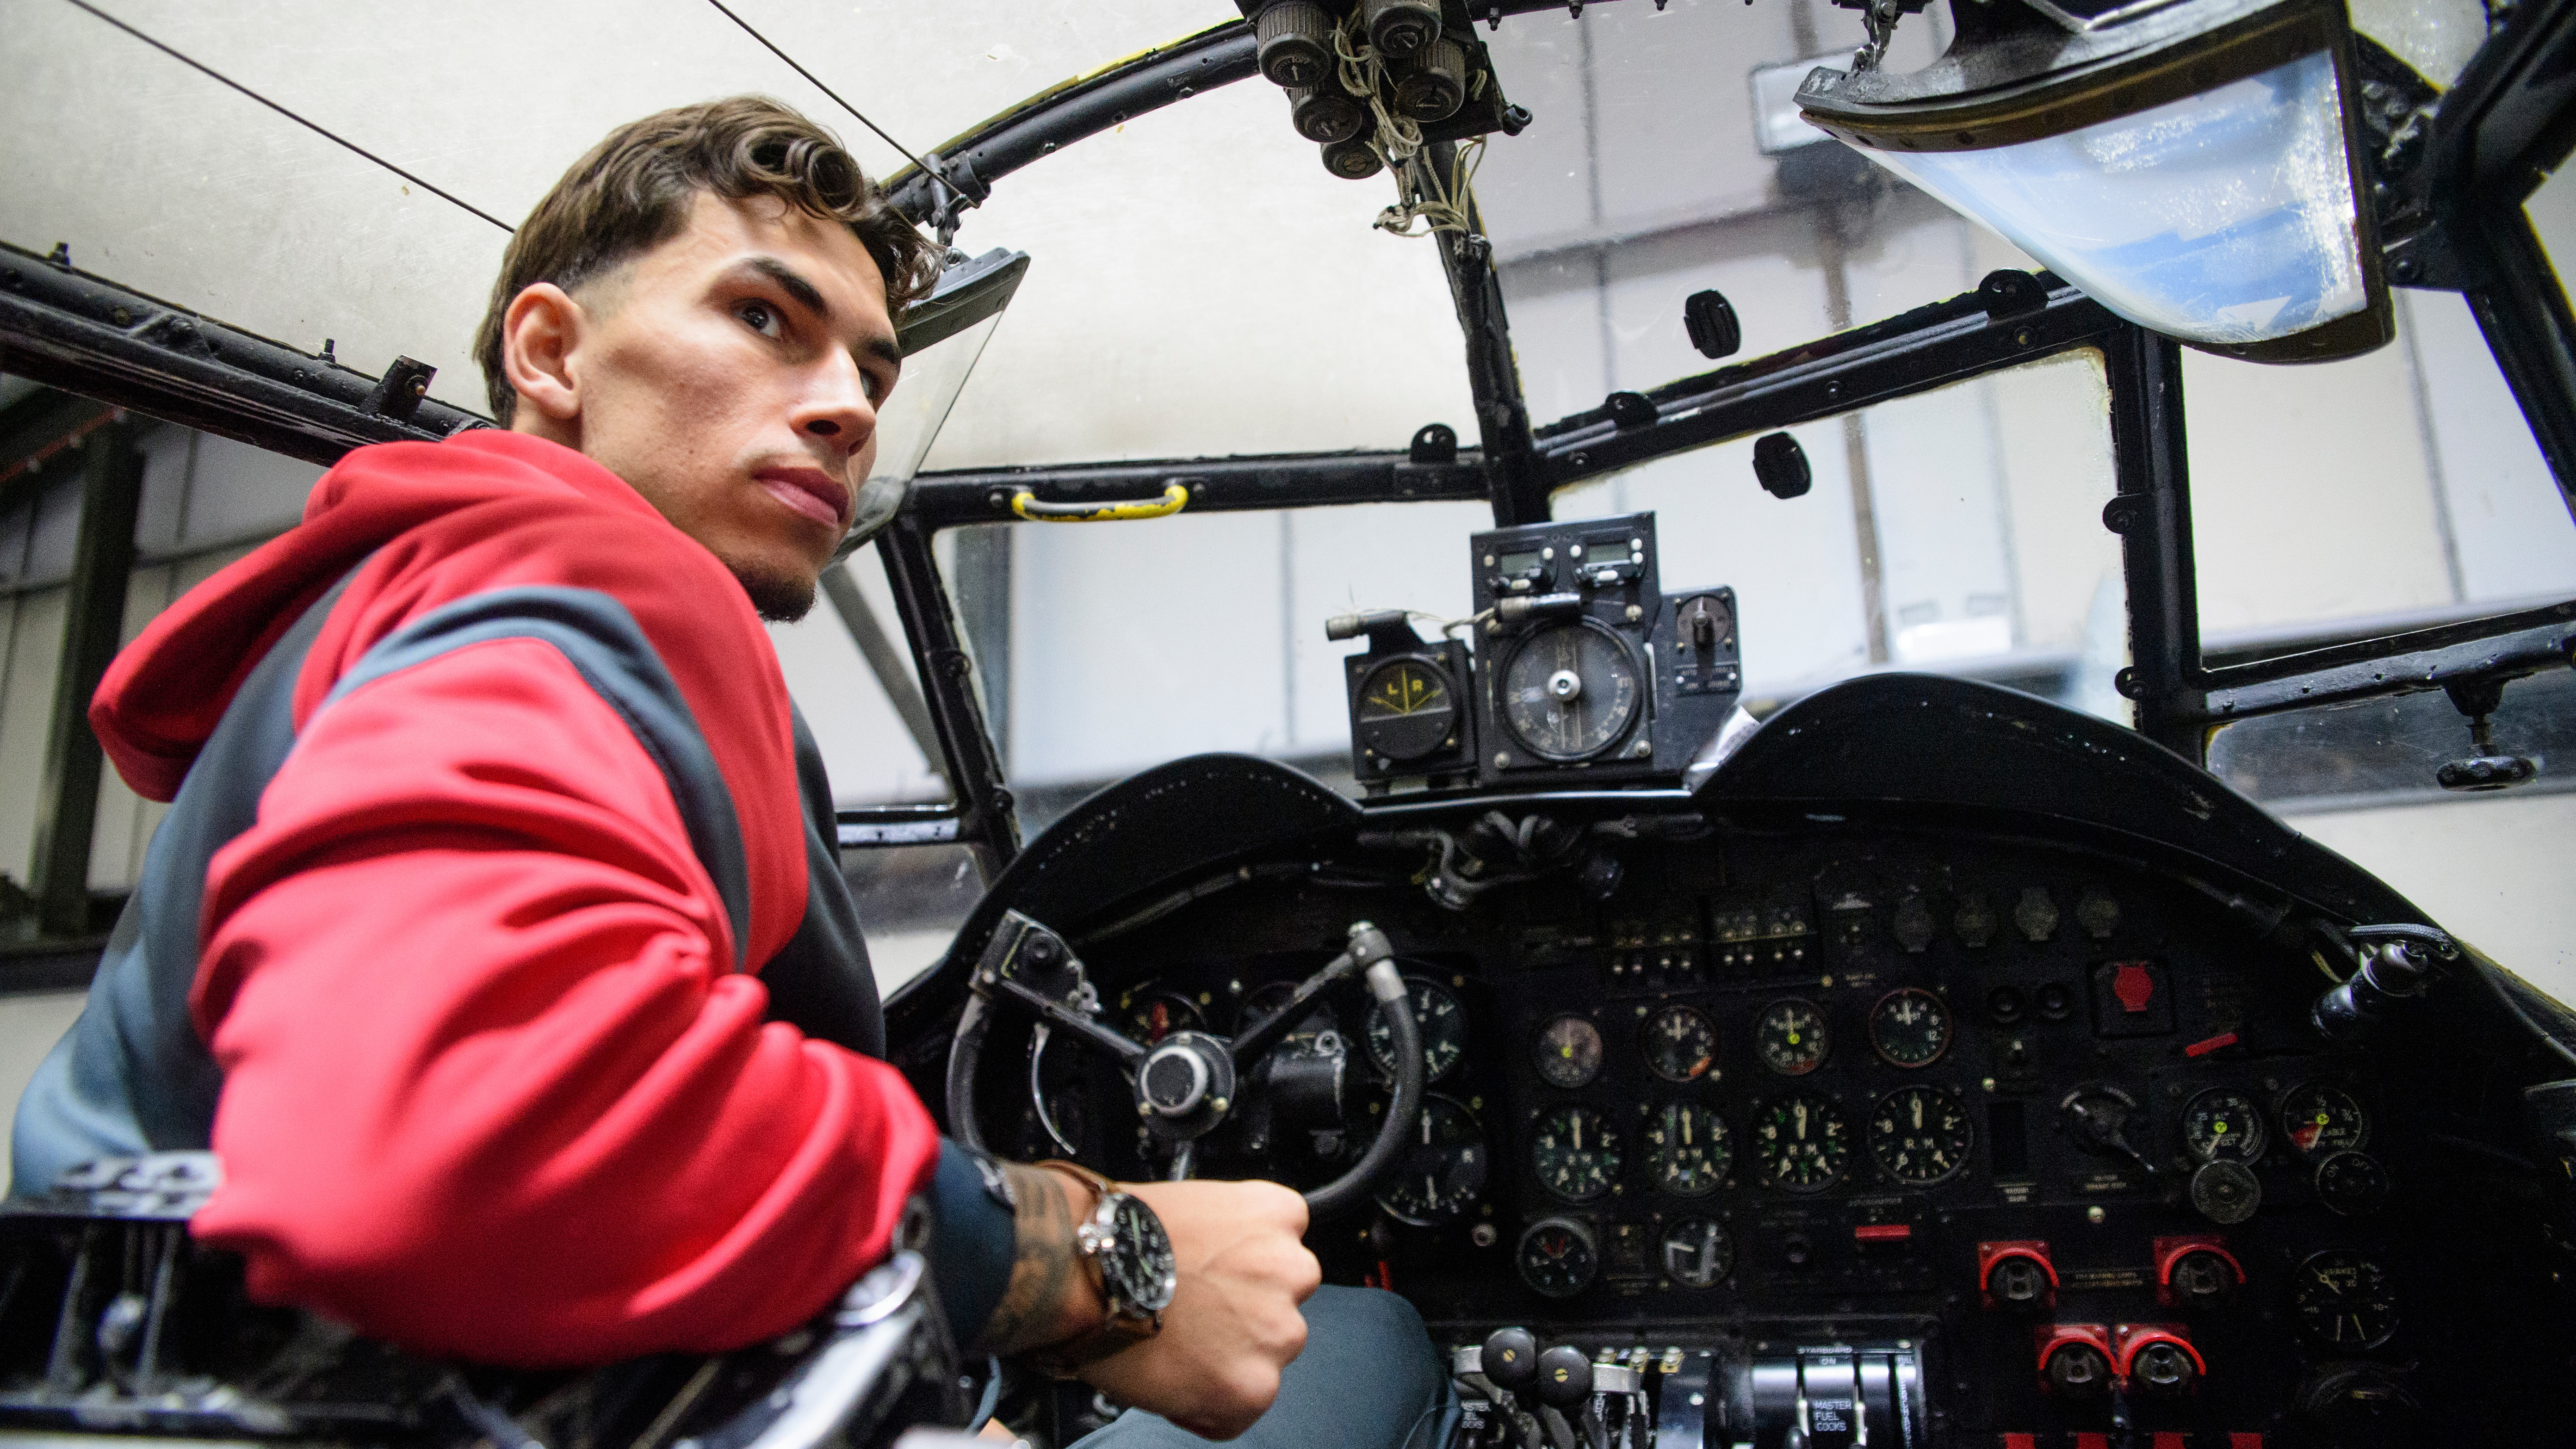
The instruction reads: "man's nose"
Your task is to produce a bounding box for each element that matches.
[794,352,878,458]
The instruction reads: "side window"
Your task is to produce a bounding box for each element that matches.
[2529,162,2576,310]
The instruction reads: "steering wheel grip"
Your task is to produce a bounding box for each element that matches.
[944,956,1427,1218]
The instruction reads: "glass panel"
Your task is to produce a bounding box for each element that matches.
[2189,290,2576,645]
[1474,1,2042,424]
[2529,160,2576,308]
[1853,53,2370,348]
[771,538,952,808]
[2348,0,2493,90]
[917,74,1478,469]
[1554,349,2126,717]
[842,842,986,998]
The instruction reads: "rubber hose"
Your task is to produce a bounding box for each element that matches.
[1303,980,1422,1217]
[946,993,993,1152]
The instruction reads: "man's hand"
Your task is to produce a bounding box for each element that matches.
[1076,1179,1320,1439]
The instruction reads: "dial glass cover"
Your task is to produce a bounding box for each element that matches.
[2183,1088,2269,1163]
[2292,1249,2398,1350]
[1867,988,1952,1068]
[1373,1093,1487,1226]
[1517,1218,1598,1299]
[1755,999,1831,1076]
[2280,1083,2369,1157]
[1661,1218,1733,1288]
[1534,1015,1604,1089]
[1498,619,1642,762]
[1367,975,1466,1083]
[1530,1104,1622,1201]
[1645,1102,1731,1196]
[1869,1085,1973,1184]
[1753,1094,1851,1192]
[1643,1005,1720,1083]
[1353,655,1460,763]
[1104,1194,1180,1313]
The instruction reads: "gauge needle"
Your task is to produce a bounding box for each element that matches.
[1572,1115,1585,1150]
[1682,1112,1694,1147]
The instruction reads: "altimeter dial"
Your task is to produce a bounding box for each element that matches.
[1868,1085,1973,1184]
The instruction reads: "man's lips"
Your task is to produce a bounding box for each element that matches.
[755,467,852,530]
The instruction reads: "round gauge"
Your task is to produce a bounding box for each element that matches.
[1645,1103,1731,1197]
[1353,655,1461,763]
[1867,988,1952,1068]
[1516,1217,1599,1299]
[1660,1218,1733,1289]
[1122,990,1203,1046]
[1752,1094,1851,1192]
[1497,619,1643,762]
[1367,975,1466,1084]
[1533,1015,1604,1089]
[1868,1085,1973,1185]
[1374,1094,1488,1226]
[2314,1150,2392,1217]
[2188,1160,2261,1225]
[1530,1104,1622,1201]
[2281,1083,2369,1157]
[2292,1249,2398,1350]
[2183,1088,2269,1163]
[1755,999,1831,1077]
[1643,1005,1720,1083]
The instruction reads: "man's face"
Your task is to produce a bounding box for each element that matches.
[539,190,901,620]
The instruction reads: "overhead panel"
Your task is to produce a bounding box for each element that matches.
[0,0,1235,413]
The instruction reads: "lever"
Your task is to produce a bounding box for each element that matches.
[1533,1346,1607,1449]
[1474,1329,1547,1449]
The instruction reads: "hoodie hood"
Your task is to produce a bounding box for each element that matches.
[92,431,672,802]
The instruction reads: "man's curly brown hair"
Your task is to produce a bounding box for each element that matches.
[472,96,942,424]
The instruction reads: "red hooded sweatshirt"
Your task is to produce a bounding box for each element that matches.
[63,429,939,1365]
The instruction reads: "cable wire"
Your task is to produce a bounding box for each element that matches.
[701,0,945,181]
[59,0,515,235]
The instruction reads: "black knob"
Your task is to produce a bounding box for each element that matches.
[1483,1327,1539,1392]
[1781,1232,1813,1267]
[2168,1249,2239,1309]
[2045,1342,2111,1399]
[1534,1345,1593,1408]
[2130,1341,2200,1395]
[1992,1256,2047,1306]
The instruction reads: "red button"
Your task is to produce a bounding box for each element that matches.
[2113,962,2156,1013]
[1855,1224,1912,1242]
[2000,1437,2037,1449]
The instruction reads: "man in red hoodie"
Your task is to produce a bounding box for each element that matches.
[12,98,1446,1447]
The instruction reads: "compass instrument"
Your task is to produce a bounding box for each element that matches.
[1496,619,1643,762]
[1516,1217,1599,1299]
[2281,1083,2369,1156]
[1868,1085,1973,1184]
[1372,1093,1487,1226]
[1368,975,1466,1084]
[1755,999,1831,1076]
[1867,987,1952,1068]
[1645,1102,1731,1196]
[2183,1088,2268,1163]
[1533,1015,1604,1089]
[1661,1218,1733,1289]
[1530,1104,1622,1201]
[1753,1094,1851,1192]
[1643,1005,1719,1083]
[2292,1250,2398,1350]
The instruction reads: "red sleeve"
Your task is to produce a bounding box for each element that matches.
[186,637,940,1367]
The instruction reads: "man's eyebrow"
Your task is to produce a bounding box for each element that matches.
[735,255,901,372]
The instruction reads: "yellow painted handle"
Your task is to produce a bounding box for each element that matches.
[1009,483,1189,523]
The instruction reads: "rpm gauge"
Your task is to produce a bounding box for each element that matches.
[1755,999,1831,1076]
[1868,1086,1973,1184]
[1497,619,1642,762]
[1867,988,1952,1068]
[1530,1104,1622,1201]
[2292,1249,2398,1350]
[1643,1005,1719,1083]
[1645,1102,1731,1196]
[1352,655,1461,763]
[1753,1094,1851,1192]
[2184,1088,2268,1163]
[1367,975,1466,1084]
[1373,1094,1487,1226]
[2281,1083,2369,1157]
[1534,1015,1604,1089]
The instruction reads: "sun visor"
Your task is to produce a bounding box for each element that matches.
[842,246,1027,552]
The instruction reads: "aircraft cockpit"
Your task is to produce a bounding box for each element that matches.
[2,0,2575,1446]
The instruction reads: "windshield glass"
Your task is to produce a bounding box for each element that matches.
[1472,2,2036,426]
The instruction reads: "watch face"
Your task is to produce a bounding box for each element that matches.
[1104,1194,1180,1315]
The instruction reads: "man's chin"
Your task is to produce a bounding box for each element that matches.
[729,562,817,624]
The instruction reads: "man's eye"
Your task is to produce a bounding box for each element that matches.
[737,301,781,336]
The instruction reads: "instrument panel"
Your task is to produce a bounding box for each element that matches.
[986,815,2558,1447]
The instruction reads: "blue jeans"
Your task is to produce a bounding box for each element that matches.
[1073,1286,1455,1449]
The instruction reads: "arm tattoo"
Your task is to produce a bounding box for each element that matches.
[974,1161,1100,1355]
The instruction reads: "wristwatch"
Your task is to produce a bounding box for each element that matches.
[1028,1160,1178,1376]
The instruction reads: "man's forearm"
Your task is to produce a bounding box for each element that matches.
[975,1161,1105,1355]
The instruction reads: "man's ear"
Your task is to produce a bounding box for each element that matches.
[501,282,586,428]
